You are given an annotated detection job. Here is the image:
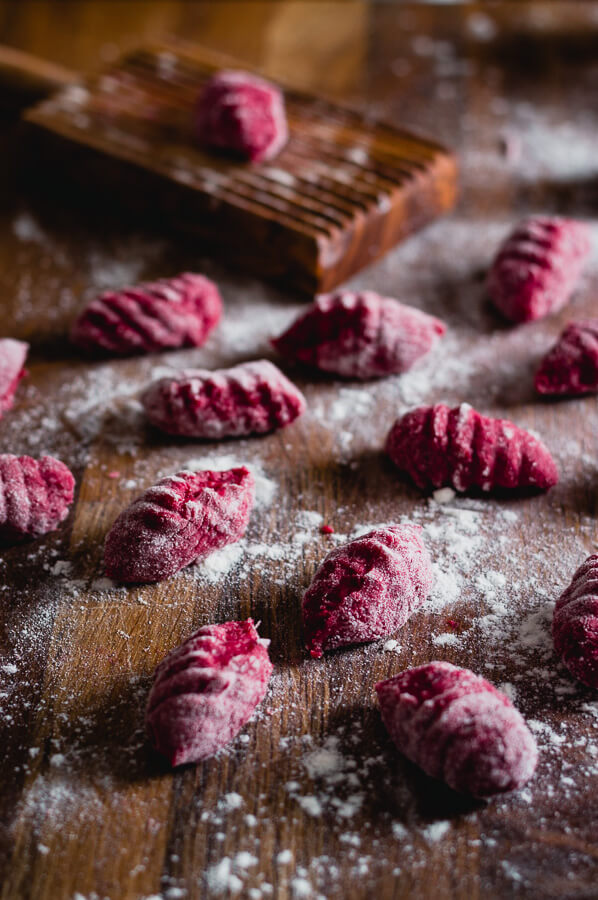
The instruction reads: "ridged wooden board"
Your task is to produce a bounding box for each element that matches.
[23,40,457,295]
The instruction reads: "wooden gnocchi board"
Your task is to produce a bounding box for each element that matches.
[23,40,457,295]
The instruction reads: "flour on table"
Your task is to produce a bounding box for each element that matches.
[13,212,48,245]
[432,632,460,647]
[421,820,451,843]
[382,639,400,652]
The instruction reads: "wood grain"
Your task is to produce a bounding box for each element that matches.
[1,3,598,899]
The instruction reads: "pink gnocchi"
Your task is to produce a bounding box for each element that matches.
[0,454,75,541]
[142,360,306,439]
[385,403,558,493]
[146,619,273,766]
[271,290,446,379]
[376,661,538,798]
[487,216,591,323]
[553,555,598,689]
[70,272,222,356]
[302,525,433,658]
[197,70,288,162]
[0,339,28,419]
[104,467,254,583]
[535,319,598,396]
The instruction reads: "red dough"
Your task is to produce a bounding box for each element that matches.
[146,619,273,766]
[70,272,222,356]
[197,70,288,163]
[535,319,598,396]
[0,339,28,418]
[142,359,306,439]
[272,291,446,380]
[553,555,598,689]
[104,467,254,584]
[0,454,75,541]
[302,525,433,659]
[385,403,558,493]
[376,661,538,798]
[487,216,591,323]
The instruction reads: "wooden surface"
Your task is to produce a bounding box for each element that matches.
[24,41,457,294]
[1,3,598,899]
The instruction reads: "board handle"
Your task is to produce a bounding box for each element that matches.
[0,45,75,115]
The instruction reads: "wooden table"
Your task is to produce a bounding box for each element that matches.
[1,3,598,898]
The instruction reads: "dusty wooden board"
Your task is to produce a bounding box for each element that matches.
[1,4,598,900]
[23,39,457,296]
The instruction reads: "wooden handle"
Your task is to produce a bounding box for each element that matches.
[0,45,75,114]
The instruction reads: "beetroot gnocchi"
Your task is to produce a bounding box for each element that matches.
[197,70,288,162]
[104,467,254,584]
[0,454,75,541]
[553,555,598,689]
[376,661,538,798]
[535,319,598,396]
[146,619,272,766]
[0,339,28,419]
[487,216,591,324]
[142,360,306,439]
[302,525,433,658]
[70,272,222,356]
[385,403,558,493]
[272,290,446,380]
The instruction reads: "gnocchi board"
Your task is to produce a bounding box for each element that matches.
[22,39,458,296]
[1,7,598,900]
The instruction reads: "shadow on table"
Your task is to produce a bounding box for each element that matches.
[44,670,166,785]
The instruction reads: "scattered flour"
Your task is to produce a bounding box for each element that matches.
[291,878,313,898]
[205,858,243,896]
[501,860,524,884]
[581,701,598,720]
[197,541,247,584]
[432,487,456,505]
[50,560,72,577]
[193,505,327,586]
[432,632,460,647]
[13,212,48,244]
[219,792,244,812]
[421,821,451,843]
[392,822,409,840]
[528,720,567,747]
